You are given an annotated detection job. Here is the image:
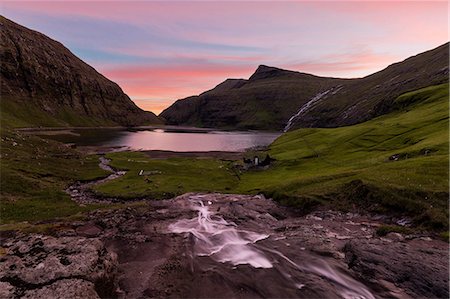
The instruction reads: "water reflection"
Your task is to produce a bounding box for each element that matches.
[37,128,281,152]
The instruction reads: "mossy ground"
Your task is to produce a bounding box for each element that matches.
[0,128,110,224]
[1,84,448,232]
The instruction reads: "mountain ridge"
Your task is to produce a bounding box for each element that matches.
[161,43,449,131]
[0,16,162,128]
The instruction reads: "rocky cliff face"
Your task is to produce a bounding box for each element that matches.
[0,16,161,127]
[161,43,449,131]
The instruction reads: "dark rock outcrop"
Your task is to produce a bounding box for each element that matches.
[0,16,162,127]
[0,234,118,298]
[161,43,449,131]
[344,238,449,298]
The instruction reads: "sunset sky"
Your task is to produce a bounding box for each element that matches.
[2,1,448,114]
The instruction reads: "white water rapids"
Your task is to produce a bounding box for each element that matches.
[169,195,375,299]
[169,195,272,268]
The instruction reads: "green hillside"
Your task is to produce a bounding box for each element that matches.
[239,83,449,228]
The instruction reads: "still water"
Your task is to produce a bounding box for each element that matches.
[37,128,281,152]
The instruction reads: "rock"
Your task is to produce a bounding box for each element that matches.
[22,279,100,299]
[343,239,449,298]
[384,232,405,242]
[76,224,102,237]
[0,234,118,298]
[0,281,15,298]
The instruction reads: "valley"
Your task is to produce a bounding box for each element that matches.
[0,14,448,299]
[1,83,448,298]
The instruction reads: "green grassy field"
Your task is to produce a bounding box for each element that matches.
[94,83,449,230]
[94,151,239,199]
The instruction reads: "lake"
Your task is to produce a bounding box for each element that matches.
[33,128,281,152]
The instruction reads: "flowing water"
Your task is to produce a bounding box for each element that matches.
[284,85,343,132]
[169,195,375,299]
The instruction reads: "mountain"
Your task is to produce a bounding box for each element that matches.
[161,43,449,131]
[0,16,162,127]
[161,66,347,130]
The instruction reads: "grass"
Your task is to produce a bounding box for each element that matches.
[0,97,117,128]
[93,151,240,199]
[0,128,110,224]
[93,83,449,230]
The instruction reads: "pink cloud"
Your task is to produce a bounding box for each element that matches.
[286,49,399,78]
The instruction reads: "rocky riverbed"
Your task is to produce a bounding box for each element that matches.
[1,193,448,298]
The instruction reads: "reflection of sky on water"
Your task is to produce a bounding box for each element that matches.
[39,129,281,152]
[101,130,280,152]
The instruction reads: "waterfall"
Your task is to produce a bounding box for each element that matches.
[283,86,343,132]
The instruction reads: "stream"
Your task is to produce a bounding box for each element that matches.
[168,195,375,299]
[66,156,126,203]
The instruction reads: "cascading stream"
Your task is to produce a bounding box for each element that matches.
[169,195,375,299]
[169,195,272,268]
[284,85,343,132]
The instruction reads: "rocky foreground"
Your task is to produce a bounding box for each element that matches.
[1,193,448,298]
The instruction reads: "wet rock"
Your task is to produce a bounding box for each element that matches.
[0,234,118,298]
[343,239,449,298]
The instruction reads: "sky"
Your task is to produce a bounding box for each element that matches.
[1,1,448,115]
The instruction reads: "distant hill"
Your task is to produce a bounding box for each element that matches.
[0,16,162,128]
[161,43,449,131]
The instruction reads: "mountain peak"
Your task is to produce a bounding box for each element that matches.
[249,65,296,80]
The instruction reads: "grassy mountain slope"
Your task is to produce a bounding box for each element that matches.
[294,43,449,129]
[161,44,448,131]
[0,16,162,128]
[239,83,449,228]
[97,84,449,230]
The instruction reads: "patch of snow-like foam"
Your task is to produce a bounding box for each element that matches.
[169,196,272,268]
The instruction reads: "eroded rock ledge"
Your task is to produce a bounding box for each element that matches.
[0,234,118,298]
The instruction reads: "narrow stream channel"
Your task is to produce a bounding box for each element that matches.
[66,156,126,203]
